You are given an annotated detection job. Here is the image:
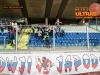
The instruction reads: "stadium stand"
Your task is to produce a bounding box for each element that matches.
[0,25,100,50]
[0,0,100,75]
[5,28,31,49]
[28,26,100,49]
[0,30,10,49]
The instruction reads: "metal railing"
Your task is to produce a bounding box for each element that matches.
[0,25,100,52]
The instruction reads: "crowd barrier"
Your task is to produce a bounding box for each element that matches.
[0,25,100,51]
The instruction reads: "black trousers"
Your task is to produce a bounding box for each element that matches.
[9,34,14,46]
[18,32,20,35]
[9,38,13,46]
[46,40,50,48]
[10,39,13,46]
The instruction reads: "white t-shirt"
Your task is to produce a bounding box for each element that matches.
[16,26,20,32]
[12,23,14,27]
[13,23,18,28]
[12,23,19,31]
[38,31,42,36]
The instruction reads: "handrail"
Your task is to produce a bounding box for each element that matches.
[1,24,99,26]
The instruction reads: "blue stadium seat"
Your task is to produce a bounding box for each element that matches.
[28,33,100,47]
[0,33,10,45]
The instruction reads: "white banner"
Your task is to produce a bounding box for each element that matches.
[0,53,100,75]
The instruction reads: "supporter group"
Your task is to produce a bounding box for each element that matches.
[0,20,65,48]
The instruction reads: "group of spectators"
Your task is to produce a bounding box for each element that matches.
[32,25,65,48]
[0,21,21,46]
[0,19,65,48]
[32,25,52,48]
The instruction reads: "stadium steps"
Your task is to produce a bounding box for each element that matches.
[5,29,25,50]
[18,28,31,49]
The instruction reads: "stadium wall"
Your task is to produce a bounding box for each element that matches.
[0,52,100,75]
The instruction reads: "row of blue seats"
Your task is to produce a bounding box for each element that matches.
[30,32,100,36]
[30,36,100,39]
[30,34,100,38]
[0,33,10,44]
[28,43,99,47]
[30,35,87,38]
[28,33,100,47]
[29,37,100,40]
[29,39,99,42]
[28,40,100,47]
[29,40,100,44]
[29,37,100,42]
[30,33,100,35]
[0,40,9,44]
